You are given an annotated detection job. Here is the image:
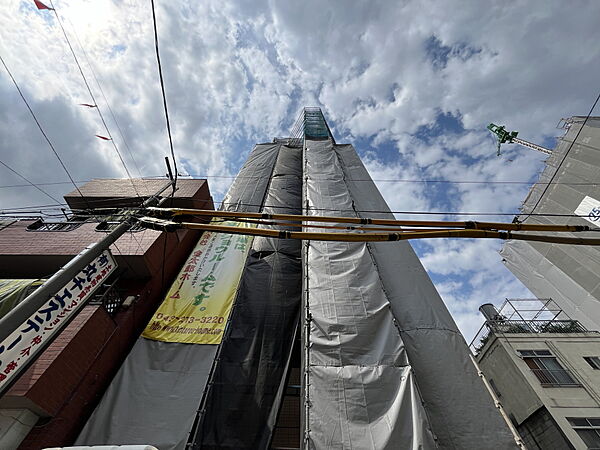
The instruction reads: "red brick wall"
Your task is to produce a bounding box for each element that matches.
[14,227,201,449]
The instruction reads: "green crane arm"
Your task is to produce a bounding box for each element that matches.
[487,123,551,156]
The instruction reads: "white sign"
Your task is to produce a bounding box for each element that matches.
[574,195,600,227]
[0,250,117,392]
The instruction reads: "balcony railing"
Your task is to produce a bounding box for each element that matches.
[470,319,588,354]
[490,319,587,334]
[530,368,580,387]
[89,281,124,316]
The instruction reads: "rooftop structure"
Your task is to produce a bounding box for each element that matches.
[473,298,600,449]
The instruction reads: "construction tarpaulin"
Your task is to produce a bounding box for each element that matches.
[302,137,516,449]
[501,117,600,331]
[76,143,280,450]
[190,144,303,448]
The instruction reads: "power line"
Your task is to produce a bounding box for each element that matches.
[0,53,91,210]
[63,14,144,181]
[48,0,142,200]
[150,0,178,186]
[0,159,63,206]
[5,200,592,220]
[0,180,92,189]
[5,175,600,190]
[177,174,600,187]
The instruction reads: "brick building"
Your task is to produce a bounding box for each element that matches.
[0,178,213,449]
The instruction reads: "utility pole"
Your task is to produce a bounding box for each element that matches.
[0,174,176,396]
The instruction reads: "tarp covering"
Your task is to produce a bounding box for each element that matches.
[190,144,303,448]
[501,117,600,331]
[303,138,437,449]
[0,279,43,320]
[75,339,215,449]
[333,143,516,448]
[76,143,281,450]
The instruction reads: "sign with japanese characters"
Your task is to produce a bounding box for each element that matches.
[0,250,117,393]
[575,195,600,227]
[142,220,255,345]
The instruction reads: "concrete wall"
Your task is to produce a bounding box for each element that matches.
[477,332,600,449]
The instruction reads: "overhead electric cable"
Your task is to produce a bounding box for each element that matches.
[4,176,600,190]
[48,0,142,199]
[143,173,600,187]
[0,180,92,189]
[0,160,63,206]
[150,0,178,187]
[522,92,600,220]
[0,53,91,210]
[64,15,144,181]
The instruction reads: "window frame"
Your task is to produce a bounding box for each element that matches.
[584,356,600,370]
[517,349,580,387]
[568,417,600,449]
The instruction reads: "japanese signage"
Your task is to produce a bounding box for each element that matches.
[575,195,600,227]
[0,250,117,393]
[142,220,255,345]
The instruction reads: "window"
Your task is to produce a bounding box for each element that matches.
[517,350,579,387]
[26,220,83,232]
[568,418,600,448]
[585,357,600,370]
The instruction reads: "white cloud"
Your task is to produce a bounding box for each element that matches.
[1,0,598,336]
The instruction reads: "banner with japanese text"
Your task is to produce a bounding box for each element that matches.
[142,220,255,345]
[0,250,117,394]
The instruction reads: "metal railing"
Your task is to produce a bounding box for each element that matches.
[530,368,580,387]
[89,281,124,316]
[470,319,588,354]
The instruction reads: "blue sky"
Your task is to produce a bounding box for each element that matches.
[1,0,599,339]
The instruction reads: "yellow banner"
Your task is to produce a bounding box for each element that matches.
[142,220,254,344]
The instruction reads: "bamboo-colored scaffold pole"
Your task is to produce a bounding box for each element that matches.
[146,207,592,233]
[139,217,600,246]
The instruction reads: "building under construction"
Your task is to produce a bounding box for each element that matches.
[0,108,518,449]
[501,116,600,332]
[71,108,515,449]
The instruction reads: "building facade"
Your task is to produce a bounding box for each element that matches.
[501,116,600,331]
[0,178,213,449]
[473,299,600,449]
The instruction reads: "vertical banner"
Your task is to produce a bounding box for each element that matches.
[0,250,117,394]
[142,221,254,345]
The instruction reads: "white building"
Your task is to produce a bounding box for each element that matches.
[473,299,600,449]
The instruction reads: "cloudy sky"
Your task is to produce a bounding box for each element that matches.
[1,0,599,340]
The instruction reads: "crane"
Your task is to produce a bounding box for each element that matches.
[487,123,552,156]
